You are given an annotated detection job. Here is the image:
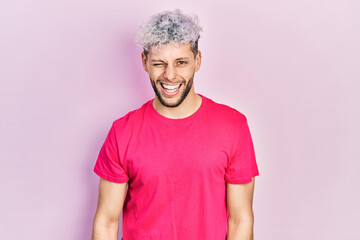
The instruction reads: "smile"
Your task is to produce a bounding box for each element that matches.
[160,82,182,96]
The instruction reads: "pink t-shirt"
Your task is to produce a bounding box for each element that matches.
[94,94,259,240]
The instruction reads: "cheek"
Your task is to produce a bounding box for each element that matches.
[180,67,196,79]
[148,69,163,80]
[149,66,195,80]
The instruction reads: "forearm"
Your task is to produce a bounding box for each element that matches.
[92,213,119,240]
[227,217,254,240]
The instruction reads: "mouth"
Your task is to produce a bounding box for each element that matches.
[160,82,182,96]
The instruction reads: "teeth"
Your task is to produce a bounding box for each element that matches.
[162,83,180,90]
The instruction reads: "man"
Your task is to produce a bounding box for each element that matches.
[92,9,259,240]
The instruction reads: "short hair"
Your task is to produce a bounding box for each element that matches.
[136,9,203,58]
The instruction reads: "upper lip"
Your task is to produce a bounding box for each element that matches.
[160,82,181,86]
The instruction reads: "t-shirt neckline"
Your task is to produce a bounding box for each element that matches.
[148,93,206,123]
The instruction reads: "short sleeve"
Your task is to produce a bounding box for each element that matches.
[93,123,129,183]
[225,115,259,184]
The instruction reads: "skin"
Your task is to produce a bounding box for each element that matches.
[227,177,256,240]
[92,42,256,240]
[141,42,202,119]
[92,179,127,240]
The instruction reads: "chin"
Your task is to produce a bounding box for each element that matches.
[159,95,184,108]
[150,75,194,108]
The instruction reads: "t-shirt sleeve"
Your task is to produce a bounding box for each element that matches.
[225,115,259,184]
[93,123,130,183]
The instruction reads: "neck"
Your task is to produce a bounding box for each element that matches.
[152,92,202,119]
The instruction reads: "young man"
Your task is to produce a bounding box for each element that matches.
[92,9,259,240]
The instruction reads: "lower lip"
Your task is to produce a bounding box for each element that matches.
[160,84,181,96]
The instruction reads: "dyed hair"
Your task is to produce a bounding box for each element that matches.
[136,9,203,58]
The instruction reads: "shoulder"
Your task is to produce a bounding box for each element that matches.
[205,96,248,125]
[112,100,150,131]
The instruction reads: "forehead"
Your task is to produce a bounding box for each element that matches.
[148,42,194,60]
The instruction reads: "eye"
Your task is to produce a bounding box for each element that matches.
[177,61,187,65]
[152,63,163,66]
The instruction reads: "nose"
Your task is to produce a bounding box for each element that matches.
[163,64,176,81]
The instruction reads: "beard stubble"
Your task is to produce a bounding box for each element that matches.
[150,75,194,108]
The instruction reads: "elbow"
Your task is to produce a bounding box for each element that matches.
[228,212,254,225]
[93,211,120,228]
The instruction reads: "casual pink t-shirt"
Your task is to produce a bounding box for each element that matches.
[94,94,259,240]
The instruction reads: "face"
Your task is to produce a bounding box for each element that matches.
[142,42,201,108]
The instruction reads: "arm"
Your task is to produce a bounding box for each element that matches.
[92,178,128,240]
[226,177,256,240]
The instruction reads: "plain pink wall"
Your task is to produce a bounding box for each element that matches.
[1,0,359,239]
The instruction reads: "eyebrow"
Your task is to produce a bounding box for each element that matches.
[150,57,190,62]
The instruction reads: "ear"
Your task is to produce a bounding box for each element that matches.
[141,51,148,73]
[194,50,202,72]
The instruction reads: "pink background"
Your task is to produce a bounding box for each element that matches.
[1,0,359,239]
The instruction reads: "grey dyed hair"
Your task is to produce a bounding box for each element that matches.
[136,9,203,58]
